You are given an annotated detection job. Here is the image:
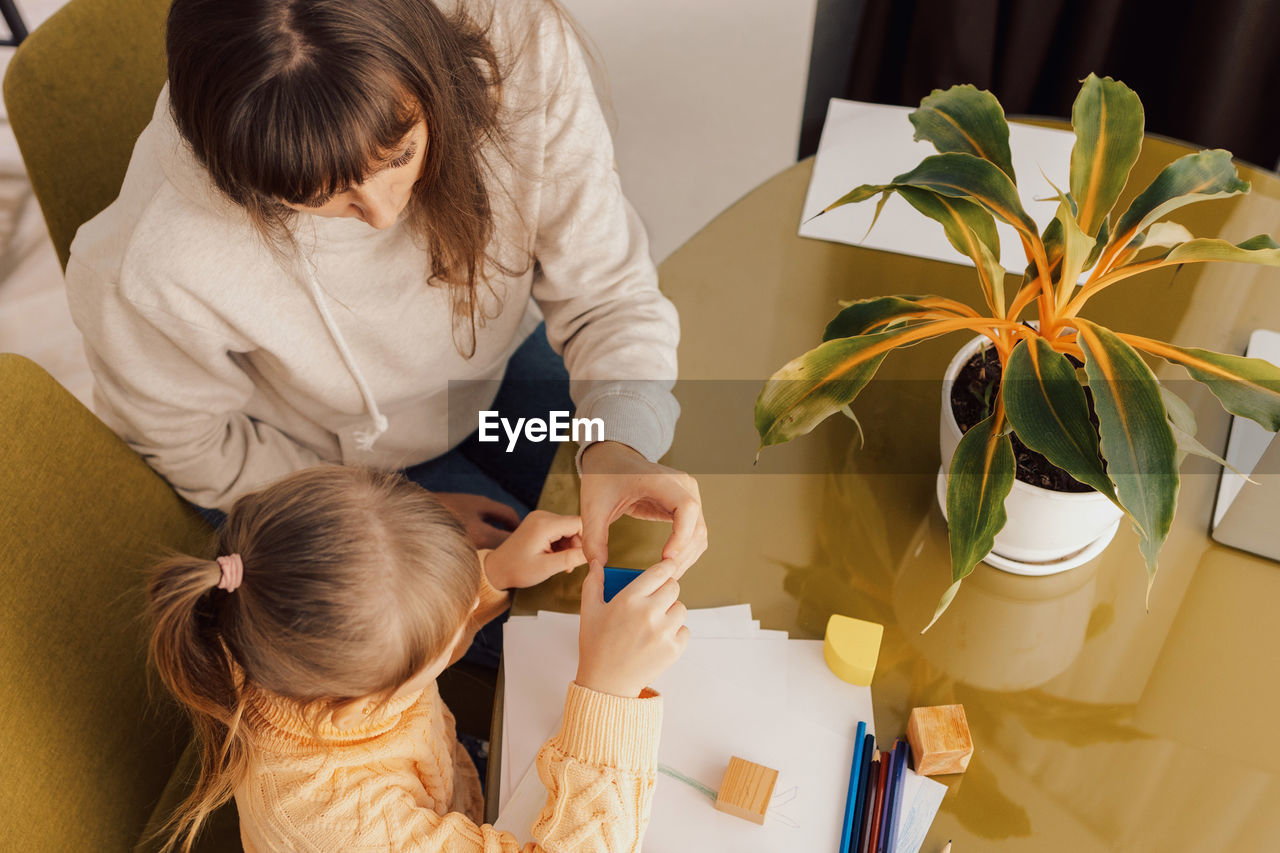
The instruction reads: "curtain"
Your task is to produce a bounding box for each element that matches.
[840,0,1280,170]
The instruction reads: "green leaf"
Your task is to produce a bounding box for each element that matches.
[1158,384,1196,435]
[923,580,962,633]
[1160,384,1255,480]
[1109,150,1250,253]
[1074,320,1180,588]
[756,324,948,450]
[1037,215,1065,281]
[896,187,1007,313]
[1125,221,1194,253]
[1162,234,1280,266]
[1169,419,1254,480]
[1003,338,1119,504]
[909,85,1016,182]
[1044,183,1096,304]
[822,296,929,341]
[1070,74,1144,239]
[1132,339,1280,430]
[945,409,1015,589]
[824,153,1040,247]
[1083,216,1111,271]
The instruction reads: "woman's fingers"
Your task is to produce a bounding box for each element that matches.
[580,500,619,572]
[579,560,605,614]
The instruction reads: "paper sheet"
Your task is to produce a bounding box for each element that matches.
[497,652,857,852]
[499,606,787,807]
[799,98,1077,274]
[1213,329,1280,527]
[493,607,938,851]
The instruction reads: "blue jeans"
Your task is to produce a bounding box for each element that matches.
[196,323,572,668]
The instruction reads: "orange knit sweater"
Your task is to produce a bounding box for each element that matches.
[233,572,662,851]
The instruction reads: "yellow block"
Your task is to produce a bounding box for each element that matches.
[823,614,883,686]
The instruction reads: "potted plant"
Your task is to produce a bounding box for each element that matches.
[754,75,1280,627]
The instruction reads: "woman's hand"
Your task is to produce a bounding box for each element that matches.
[435,492,521,549]
[576,559,689,697]
[579,441,708,578]
[485,510,586,590]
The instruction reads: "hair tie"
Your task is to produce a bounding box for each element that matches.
[216,554,244,593]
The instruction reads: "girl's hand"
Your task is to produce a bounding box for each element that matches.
[485,510,586,590]
[575,559,690,698]
[579,441,708,579]
[435,492,521,549]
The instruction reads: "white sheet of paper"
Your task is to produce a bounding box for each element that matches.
[799,98,1077,274]
[497,653,857,852]
[893,767,949,853]
[784,640,876,740]
[1213,329,1280,527]
[499,607,774,808]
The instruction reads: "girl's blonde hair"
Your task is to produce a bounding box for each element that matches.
[147,467,480,852]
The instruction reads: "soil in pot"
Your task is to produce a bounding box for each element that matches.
[950,345,1097,493]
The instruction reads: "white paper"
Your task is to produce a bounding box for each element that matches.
[1213,329,1280,527]
[497,654,857,852]
[800,98,1077,274]
[893,768,948,853]
[496,607,906,851]
[499,609,789,808]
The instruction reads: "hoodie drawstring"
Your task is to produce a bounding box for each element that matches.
[298,256,388,452]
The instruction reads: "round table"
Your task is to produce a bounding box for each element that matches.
[501,135,1280,850]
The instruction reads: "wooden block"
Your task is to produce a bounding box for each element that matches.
[823,614,883,686]
[907,704,973,776]
[714,756,778,824]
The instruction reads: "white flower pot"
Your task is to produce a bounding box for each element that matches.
[938,335,1123,575]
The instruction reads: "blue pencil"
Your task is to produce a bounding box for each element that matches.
[848,732,876,850]
[883,741,912,853]
[838,721,868,852]
[875,740,903,853]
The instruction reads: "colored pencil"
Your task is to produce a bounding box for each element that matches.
[876,740,904,853]
[856,754,881,853]
[940,843,952,853]
[847,732,876,851]
[883,741,911,853]
[839,721,868,852]
[866,750,890,853]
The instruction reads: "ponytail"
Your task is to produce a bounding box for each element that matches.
[145,467,481,851]
[146,554,252,853]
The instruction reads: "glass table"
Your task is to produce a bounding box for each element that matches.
[491,131,1280,850]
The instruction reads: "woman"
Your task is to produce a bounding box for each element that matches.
[66,0,706,574]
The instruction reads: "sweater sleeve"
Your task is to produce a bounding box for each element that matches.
[64,257,326,511]
[523,10,681,466]
[327,684,662,852]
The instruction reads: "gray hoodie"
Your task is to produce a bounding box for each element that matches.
[65,2,679,511]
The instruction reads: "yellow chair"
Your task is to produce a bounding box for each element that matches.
[0,354,237,851]
[3,0,171,270]
[3,4,499,846]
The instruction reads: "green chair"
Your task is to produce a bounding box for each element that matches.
[2,3,500,847]
[0,354,237,851]
[3,0,171,270]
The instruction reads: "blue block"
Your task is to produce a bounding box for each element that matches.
[602,567,643,602]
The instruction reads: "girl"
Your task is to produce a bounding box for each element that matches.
[149,465,688,852]
[67,0,707,572]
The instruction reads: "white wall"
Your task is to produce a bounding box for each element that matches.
[562,0,819,262]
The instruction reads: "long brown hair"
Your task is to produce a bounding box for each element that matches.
[165,0,518,354]
[147,467,479,852]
